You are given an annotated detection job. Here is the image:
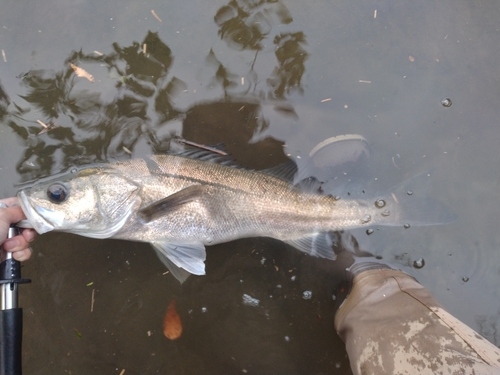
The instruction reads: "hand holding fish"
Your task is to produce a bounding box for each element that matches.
[0,197,37,261]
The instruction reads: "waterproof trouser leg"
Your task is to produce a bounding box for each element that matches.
[335,269,500,375]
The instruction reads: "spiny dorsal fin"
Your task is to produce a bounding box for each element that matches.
[174,148,239,167]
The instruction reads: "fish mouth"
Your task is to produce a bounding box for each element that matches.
[18,190,59,234]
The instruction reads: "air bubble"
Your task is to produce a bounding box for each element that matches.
[407,191,413,196]
[413,258,425,269]
[366,229,374,235]
[462,276,469,282]
[375,199,386,208]
[381,210,390,217]
[441,98,452,107]
[404,223,411,229]
[302,291,312,300]
[360,214,372,224]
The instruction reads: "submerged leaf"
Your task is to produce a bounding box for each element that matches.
[73,328,82,338]
[163,299,182,340]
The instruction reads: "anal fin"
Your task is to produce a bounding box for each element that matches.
[285,232,339,260]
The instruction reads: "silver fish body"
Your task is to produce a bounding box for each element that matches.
[17,153,452,280]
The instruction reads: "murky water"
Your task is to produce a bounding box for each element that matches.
[1,0,500,373]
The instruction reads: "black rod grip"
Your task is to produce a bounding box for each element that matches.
[0,308,22,375]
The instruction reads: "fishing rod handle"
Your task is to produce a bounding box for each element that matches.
[0,226,31,311]
[1,227,20,310]
[0,226,24,375]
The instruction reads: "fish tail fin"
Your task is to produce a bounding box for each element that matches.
[375,170,456,227]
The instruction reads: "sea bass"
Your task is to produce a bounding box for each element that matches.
[17,150,452,281]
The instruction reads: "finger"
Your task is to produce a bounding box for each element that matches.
[12,248,33,262]
[2,235,31,253]
[0,206,26,225]
[21,228,37,243]
[0,206,27,243]
[0,197,20,208]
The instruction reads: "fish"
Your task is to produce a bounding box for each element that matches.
[16,139,454,282]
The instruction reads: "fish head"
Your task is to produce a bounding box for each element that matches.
[17,167,141,238]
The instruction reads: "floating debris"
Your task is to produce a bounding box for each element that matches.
[69,63,94,82]
[90,289,95,312]
[163,300,182,340]
[151,9,162,22]
[36,119,60,135]
[176,138,228,156]
[242,294,260,307]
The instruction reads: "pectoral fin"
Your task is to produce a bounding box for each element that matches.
[152,241,207,283]
[138,185,205,223]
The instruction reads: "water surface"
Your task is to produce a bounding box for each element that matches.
[1,0,500,373]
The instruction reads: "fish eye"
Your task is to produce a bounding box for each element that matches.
[47,183,69,203]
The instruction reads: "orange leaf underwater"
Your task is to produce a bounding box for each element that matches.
[163,299,182,340]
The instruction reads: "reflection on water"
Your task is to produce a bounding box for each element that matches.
[3,0,309,184]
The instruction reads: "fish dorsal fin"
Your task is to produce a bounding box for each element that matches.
[175,148,239,167]
[152,241,206,283]
[285,232,339,260]
[295,176,323,193]
[260,160,298,182]
[262,160,324,192]
[138,185,205,223]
